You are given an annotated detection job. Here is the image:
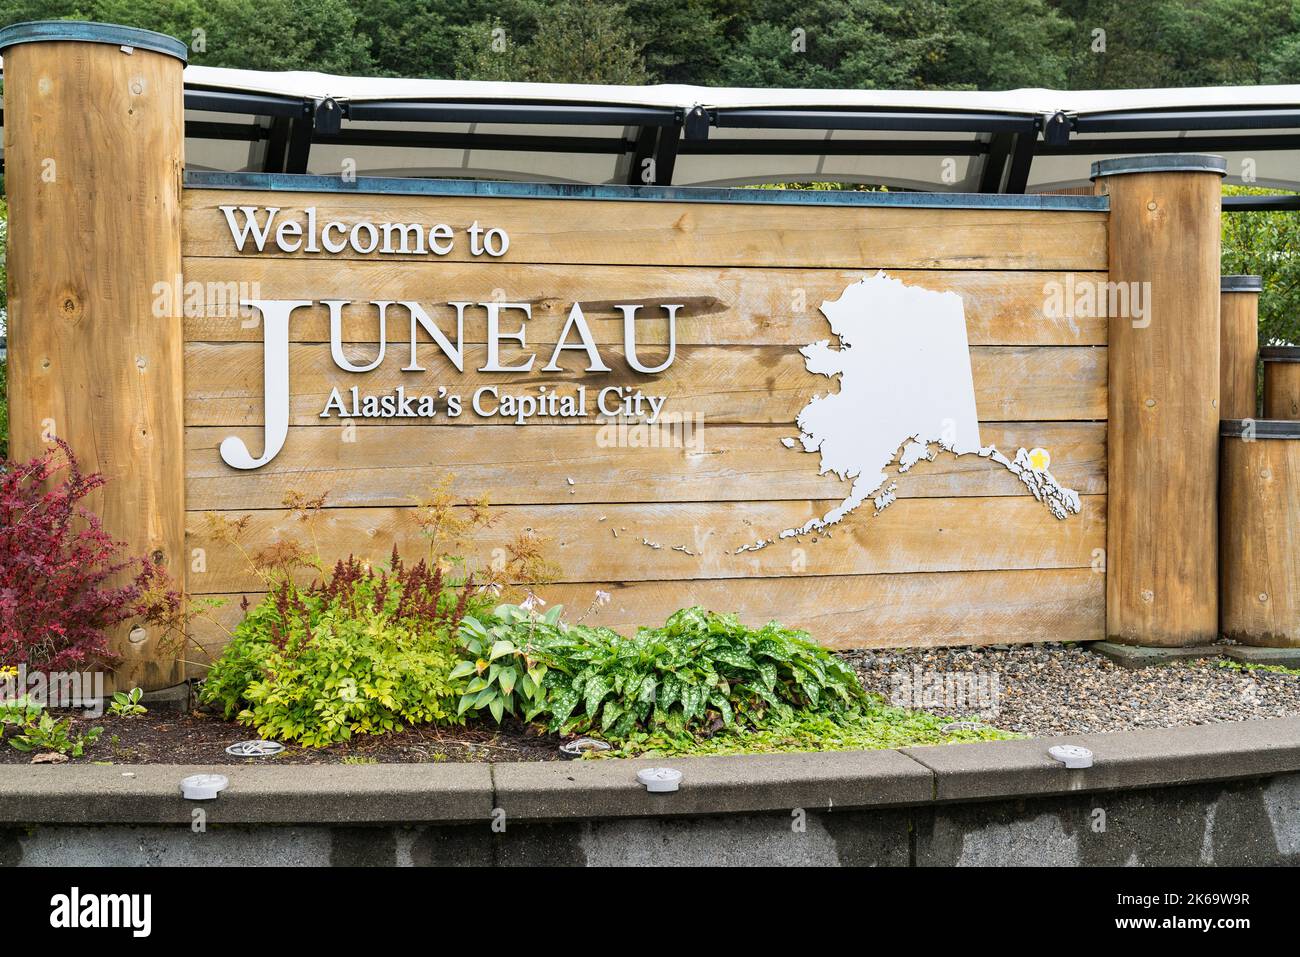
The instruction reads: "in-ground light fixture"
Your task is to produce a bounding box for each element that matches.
[180,774,229,800]
[559,737,611,759]
[637,767,683,793]
[225,740,285,757]
[1048,744,1094,769]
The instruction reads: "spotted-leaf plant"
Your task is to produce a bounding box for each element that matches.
[538,607,870,740]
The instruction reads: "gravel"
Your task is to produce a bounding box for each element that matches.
[839,643,1300,737]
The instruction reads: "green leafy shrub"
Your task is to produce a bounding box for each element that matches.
[0,695,42,729]
[8,712,102,757]
[452,603,556,723]
[201,551,487,747]
[108,687,147,718]
[454,604,869,741]
[1,695,103,758]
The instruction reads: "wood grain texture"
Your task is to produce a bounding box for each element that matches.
[4,40,186,690]
[185,494,1105,595]
[1220,437,1300,646]
[183,190,1108,270]
[184,342,1107,426]
[180,259,1107,347]
[1263,360,1300,420]
[185,566,1105,671]
[1220,290,1260,420]
[1098,168,1222,646]
[184,421,1106,510]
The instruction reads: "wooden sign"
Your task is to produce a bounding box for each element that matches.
[0,22,1232,689]
[178,182,1110,659]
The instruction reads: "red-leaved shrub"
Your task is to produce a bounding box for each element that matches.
[0,440,144,670]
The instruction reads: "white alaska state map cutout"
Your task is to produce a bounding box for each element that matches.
[736,270,1081,553]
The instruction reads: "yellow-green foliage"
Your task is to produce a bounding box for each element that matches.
[201,559,488,747]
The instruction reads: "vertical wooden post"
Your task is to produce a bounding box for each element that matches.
[1219,276,1261,420]
[1093,155,1226,647]
[1262,347,1300,420]
[1220,420,1300,648]
[1,22,188,691]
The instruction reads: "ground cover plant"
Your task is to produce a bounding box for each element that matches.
[457,603,871,736]
[0,692,103,758]
[451,601,1010,756]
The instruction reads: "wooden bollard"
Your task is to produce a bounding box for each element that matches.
[1220,275,1262,420]
[1093,155,1226,647]
[1262,346,1300,420]
[0,22,188,691]
[1220,420,1300,647]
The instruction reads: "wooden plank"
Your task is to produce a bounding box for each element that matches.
[184,343,1107,426]
[185,421,1106,510]
[181,259,1107,347]
[185,566,1105,670]
[183,189,1108,270]
[185,494,1105,594]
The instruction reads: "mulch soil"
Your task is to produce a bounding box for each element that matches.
[0,709,565,765]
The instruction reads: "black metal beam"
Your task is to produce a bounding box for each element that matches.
[1004,130,1037,193]
[1038,133,1300,155]
[184,88,307,118]
[186,121,267,141]
[1222,194,1300,211]
[627,126,658,184]
[284,114,313,174]
[344,101,678,127]
[679,138,988,156]
[653,122,682,185]
[713,108,1035,134]
[978,133,1013,192]
[262,116,292,173]
[1074,108,1300,133]
[315,127,634,154]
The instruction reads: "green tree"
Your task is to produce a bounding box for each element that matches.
[456,0,649,84]
[1222,186,1300,348]
[0,0,376,73]
[925,0,1072,89]
[718,0,953,89]
[626,0,734,84]
[1054,0,1297,88]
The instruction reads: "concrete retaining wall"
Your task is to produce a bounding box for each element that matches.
[3,719,1299,866]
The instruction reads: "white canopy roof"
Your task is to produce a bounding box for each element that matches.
[6,57,1300,192]
[181,65,1300,114]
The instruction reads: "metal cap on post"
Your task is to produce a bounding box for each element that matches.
[1093,155,1227,647]
[0,22,188,691]
[1220,275,1263,420]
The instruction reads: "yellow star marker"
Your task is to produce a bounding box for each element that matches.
[1028,447,1051,472]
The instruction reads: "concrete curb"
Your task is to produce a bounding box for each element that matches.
[493,749,932,820]
[0,764,493,825]
[2,718,1299,826]
[903,718,1300,802]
